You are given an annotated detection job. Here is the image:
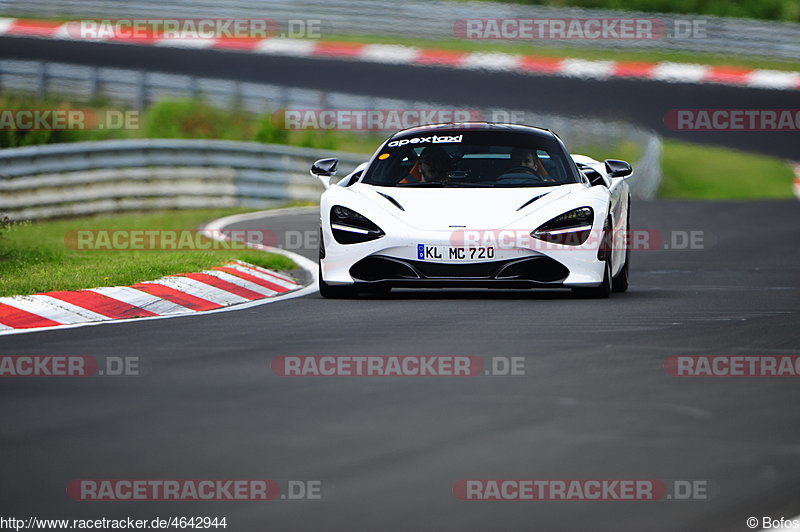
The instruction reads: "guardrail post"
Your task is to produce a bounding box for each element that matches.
[36,62,47,100]
[88,66,100,102]
[278,86,288,109]
[231,80,243,109]
[136,71,147,110]
[190,77,200,100]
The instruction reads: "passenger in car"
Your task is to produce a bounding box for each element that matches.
[400,146,451,184]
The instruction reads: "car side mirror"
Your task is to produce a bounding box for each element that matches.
[577,164,607,187]
[311,158,338,189]
[311,158,338,177]
[604,159,632,178]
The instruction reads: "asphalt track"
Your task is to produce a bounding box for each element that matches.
[2,201,800,531]
[1,35,799,159]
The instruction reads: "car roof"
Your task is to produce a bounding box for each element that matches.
[388,122,557,140]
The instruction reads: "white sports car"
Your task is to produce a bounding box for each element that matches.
[311,123,632,299]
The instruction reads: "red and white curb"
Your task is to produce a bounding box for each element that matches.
[0,207,320,336]
[0,261,299,333]
[1,17,798,91]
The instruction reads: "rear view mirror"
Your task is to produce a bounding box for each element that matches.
[311,158,338,177]
[604,159,633,178]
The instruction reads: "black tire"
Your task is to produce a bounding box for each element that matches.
[612,198,631,293]
[612,247,630,293]
[572,258,612,299]
[318,264,358,299]
[573,216,613,299]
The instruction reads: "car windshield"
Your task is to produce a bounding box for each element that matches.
[361,131,579,188]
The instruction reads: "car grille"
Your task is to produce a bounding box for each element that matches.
[349,256,568,283]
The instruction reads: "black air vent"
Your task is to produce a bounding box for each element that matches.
[516,192,549,211]
[377,192,405,211]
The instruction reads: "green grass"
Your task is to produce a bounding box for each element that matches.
[323,33,800,73]
[0,208,297,297]
[577,138,795,199]
[659,139,795,198]
[575,139,643,164]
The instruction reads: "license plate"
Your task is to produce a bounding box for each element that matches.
[417,244,495,262]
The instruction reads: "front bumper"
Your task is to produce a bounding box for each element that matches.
[321,227,608,289]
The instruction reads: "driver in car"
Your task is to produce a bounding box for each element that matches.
[401,146,451,184]
[509,148,555,182]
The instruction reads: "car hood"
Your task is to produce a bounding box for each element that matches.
[355,184,582,231]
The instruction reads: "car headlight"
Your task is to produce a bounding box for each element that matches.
[330,205,385,245]
[531,207,594,246]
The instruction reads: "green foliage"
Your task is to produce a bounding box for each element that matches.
[143,99,253,140]
[0,94,84,148]
[254,110,290,144]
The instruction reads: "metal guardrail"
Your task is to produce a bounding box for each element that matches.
[0,59,322,113]
[0,139,366,219]
[0,0,798,59]
[0,59,662,201]
[1,134,658,221]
